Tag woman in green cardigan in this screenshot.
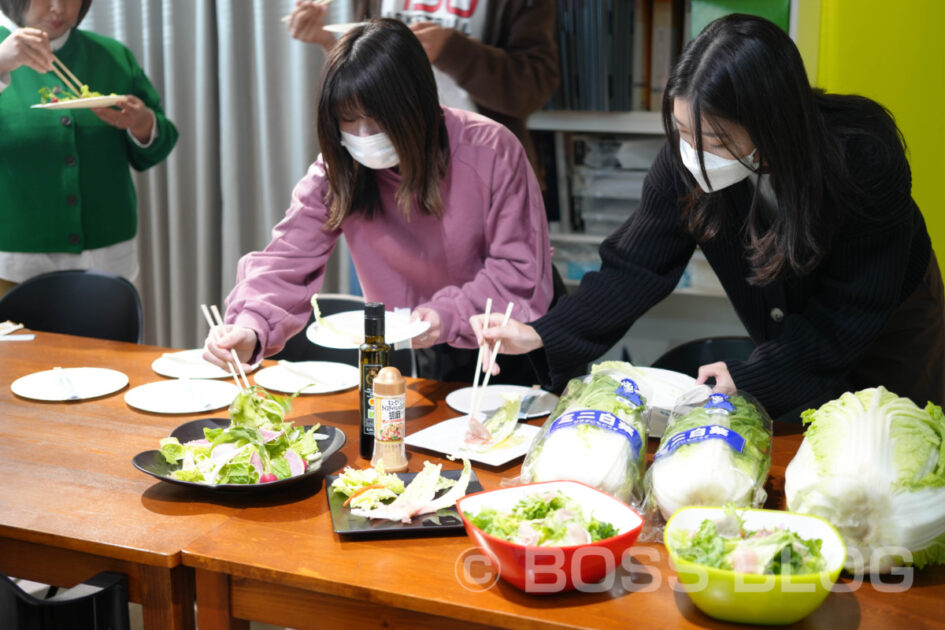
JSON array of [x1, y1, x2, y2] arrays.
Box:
[[0, 0, 177, 297]]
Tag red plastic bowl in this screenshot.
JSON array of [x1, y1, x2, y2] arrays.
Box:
[[456, 480, 644, 594]]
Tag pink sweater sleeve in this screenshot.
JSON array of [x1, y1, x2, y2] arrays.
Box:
[[224, 160, 341, 358]]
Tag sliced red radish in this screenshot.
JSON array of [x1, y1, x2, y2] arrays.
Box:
[[210, 442, 238, 464], [249, 450, 264, 476], [284, 450, 305, 477], [259, 473, 278, 483], [259, 429, 283, 442]]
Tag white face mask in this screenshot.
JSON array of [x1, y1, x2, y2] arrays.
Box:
[[340, 130, 399, 170], [679, 138, 757, 192]]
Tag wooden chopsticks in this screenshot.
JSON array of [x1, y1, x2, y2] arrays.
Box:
[[200, 304, 251, 393], [468, 298, 493, 422], [50, 55, 83, 98], [281, 0, 334, 23], [468, 301, 515, 421]]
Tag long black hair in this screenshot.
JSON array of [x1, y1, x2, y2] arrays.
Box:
[[317, 18, 450, 229], [662, 13, 904, 285], [0, 0, 92, 27]]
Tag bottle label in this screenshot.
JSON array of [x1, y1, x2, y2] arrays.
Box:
[[361, 364, 382, 435], [375, 395, 406, 443]]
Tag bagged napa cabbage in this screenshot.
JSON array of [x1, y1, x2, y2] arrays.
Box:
[[785, 387, 945, 573], [644, 391, 772, 521], [520, 361, 649, 504]]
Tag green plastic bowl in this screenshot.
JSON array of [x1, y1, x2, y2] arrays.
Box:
[[664, 507, 846, 625]]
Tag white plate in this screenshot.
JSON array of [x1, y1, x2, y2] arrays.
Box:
[[253, 361, 359, 394], [124, 379, 240, 414], [634, 366, 706, 438], [445, 385, 558, 419], [151, 349, 232, 379], [323, 21, 367, 33], [305, 310, 430, 350], [404, 416, 540, 467], [11, 367, 128, 401], [31, 95, 124, 110]]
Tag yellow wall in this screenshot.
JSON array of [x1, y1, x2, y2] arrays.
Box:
[[815, 0, 945, 274]]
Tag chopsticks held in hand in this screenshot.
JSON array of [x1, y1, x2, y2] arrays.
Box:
[[468, 298, 493, 421], [200, 304, 250, 393], [469, 301, 515, 421], [281, 0, 334, 23], [50, 55, 83, 98]]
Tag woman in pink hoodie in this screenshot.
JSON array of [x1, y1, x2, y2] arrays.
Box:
[[204, 18, 553, 384]]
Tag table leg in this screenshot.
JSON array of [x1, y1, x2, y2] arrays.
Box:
[[195, 568, 250, 630], [138, 564, 196, 630]]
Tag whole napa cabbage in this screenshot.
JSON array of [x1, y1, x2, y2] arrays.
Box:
[[645, 391, 772, 521], [785, 387, 945, 573], [520, 362, 649, 505]]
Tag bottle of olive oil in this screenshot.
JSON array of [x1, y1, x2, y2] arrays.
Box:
[[359, 302, 390, 459]]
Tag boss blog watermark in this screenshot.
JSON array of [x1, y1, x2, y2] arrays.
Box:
[[453, 545, 916, 594]]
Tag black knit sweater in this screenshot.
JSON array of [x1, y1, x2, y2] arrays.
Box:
[[533, 108, 933, 417]]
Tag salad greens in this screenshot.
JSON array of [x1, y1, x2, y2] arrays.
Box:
[[521, 361, 649, 504], [463, 394, 522, 452], [346, 459, 473, 523], [466, 490, 619, 546], [39, 85, 109, 103], [785, 387, 945, 573], [158, 386, 321, 485], [646, 392, 771, 520], [670, 512, 826, 575], [330, 463, 408, 509]]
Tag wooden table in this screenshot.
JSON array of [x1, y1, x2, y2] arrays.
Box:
[[180, 380, 945, 628], [0, 332, 245, 630], [3, 332, 943, 629]]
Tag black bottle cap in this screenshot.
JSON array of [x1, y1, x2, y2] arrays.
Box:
[[364, 302, 385, 337]]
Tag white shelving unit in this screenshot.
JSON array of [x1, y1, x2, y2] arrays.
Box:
[[528, 110, 727, 298], [530, 111, 663, 246], [528, 110, 745, 364]]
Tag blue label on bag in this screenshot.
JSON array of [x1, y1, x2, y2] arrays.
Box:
[[616, 378, 643, 407], [547, 409, 643, 459], [705, 392, 736, 414], [654, 424, 746, 459]]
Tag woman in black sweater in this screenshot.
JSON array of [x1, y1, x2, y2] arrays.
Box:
[[472, 14, 944, 418]]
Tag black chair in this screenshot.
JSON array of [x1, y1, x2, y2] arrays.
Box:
[[271, 293, 414, 376], [0, 270, 142, 343], [0, 571, 130, 630], [651, 336, 755, 378]]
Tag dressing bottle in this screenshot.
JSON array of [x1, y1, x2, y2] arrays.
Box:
[[359, 302, 390, 459], [370, 366, 408, 472]]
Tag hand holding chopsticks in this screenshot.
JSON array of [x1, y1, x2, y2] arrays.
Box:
[[199, 304, 251, 393], [281, 0, 334, 24], [468, 301, 515, 421]]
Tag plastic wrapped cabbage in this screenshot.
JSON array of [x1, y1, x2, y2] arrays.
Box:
[[644, 391, 772, 521], [785, 387, 945, 573], [520, 361, 649, 505]]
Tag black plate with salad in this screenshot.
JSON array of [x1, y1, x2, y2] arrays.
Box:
[[326, 466, 483, 536], [132, 386, 345, 493]]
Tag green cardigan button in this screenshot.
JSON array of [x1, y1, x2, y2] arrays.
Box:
[[65, 156, 76, 167], [66, 195, 78, 205], [68, 234, 80, 245], [60, 116, 71, 127]]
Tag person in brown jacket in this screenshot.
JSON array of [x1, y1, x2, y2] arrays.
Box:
[[285, 0, 559, 172]]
